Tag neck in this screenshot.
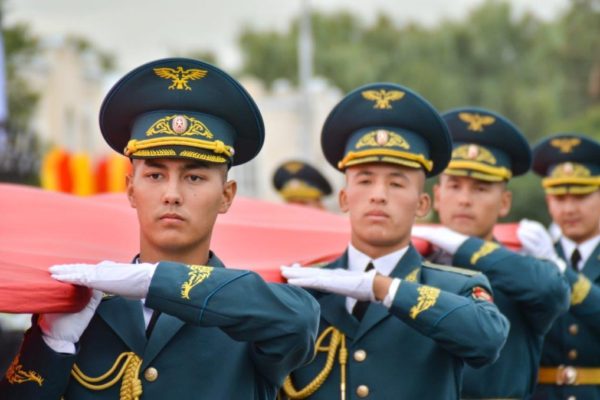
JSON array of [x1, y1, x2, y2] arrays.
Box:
[[139, 241, 211, 266], [351, 237, 410, 260]]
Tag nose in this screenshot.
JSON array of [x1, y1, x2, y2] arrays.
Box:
[[369, 182, 387, 205], [162, 179, 182, 206], [457, 187, 472, 207]]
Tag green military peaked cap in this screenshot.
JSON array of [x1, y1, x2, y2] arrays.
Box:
[[321, 82, 452, 176], [532, 133, 600, 195], [441, 107, 531, 182], [99, 58, 264, 166], [272, 160, 332, 201]]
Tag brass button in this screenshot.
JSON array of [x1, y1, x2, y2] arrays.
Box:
[[568, 349, 578, 360], [569, 324, 579, 335], [144, 367, 158, 382], [356, 385, 369, 398], [353, 349, 367, 362]]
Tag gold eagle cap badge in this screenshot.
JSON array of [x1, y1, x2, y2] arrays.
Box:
[[284, 162, 305, 174], [361, 89, 405, 109], [458, 112, 495, 132], [551, 138, 581, 153], [153, 66, 208, 90]]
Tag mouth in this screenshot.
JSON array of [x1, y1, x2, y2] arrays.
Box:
[[159, 213, 185, 222], [452, 214, 474, 221], [365, 210, 389, 220]]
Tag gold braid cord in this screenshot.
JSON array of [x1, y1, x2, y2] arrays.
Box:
[[71, 352, 143, 400], [282, 326, 347, 400]]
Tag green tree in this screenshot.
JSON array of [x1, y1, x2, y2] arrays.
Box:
[[0, 10, 42, 184]]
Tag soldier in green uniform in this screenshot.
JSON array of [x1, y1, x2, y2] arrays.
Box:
[[272, 160, 332, 209], [280, 84, 510, 399], [0, 58, 319, 400], [527, 134, 600, 399], [413, 107, 569, 399], [412, 107, 571, 399]]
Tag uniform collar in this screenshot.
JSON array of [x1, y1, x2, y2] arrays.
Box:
[[347, 243, 409, 276], [560, 234, 600, 270]]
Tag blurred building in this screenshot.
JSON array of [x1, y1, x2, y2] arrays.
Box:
[[24, 37, 109, 157], [234, 77, 343, 204]]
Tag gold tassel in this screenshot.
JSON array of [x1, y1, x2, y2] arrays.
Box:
[[281, 327, 347, 399]]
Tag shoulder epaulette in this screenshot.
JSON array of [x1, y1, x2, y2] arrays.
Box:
[[422, 260, 480, 276]]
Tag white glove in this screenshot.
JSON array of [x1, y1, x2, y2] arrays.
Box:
[[517, 219, 566, 273], [411, 225, 469, 254], [50, 261, 157, 299], [281, 265, 377, 301], [39, 289, 103, 354]]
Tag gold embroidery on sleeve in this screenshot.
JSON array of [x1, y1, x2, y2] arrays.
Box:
[[404, 268, 419, 282], [5, 355, 44, 386], [571, 274, 592, 305], [409, 286, 441, 319], [470, 242, 500, 265], [181, 265, 213, 299]]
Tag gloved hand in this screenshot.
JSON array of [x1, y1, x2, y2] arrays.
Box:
[[411, 225, 469, 254], [50, 261, 157, 299], [281, 265, 377, 301], [39, 289, 103, 354], [517, 219, 566, 273]]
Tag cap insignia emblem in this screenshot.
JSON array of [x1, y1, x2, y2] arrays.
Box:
[[361, 89, 405, 109], [458, 112, 495, 132], [153, 66, 208, 91], [146, 115, 214, 139], [356, 130, 410, 149], [551, 138, 581, 153]]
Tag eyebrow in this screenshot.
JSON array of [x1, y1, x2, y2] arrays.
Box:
[[143, 160, 210, 171]]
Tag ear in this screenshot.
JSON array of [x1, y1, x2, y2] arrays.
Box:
[[219, 180, 237, 214], [126, 174, 136, 209], [432, 183, 441, 213], [339, 187, 349, 213], [498, 188, 512, 218], [416, 192, 431, 218]]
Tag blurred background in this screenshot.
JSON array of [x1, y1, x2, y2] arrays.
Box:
[[0, 0, 599, 222]]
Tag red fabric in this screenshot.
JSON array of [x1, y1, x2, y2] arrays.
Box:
[[0, 183, 519, 313]]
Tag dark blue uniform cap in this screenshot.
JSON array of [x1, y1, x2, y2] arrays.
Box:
[[273, 160, 332, 201], [99, 58, 264, 166], [532, 133, 600, 195], [442, 107, 531, 181], [321, 83, 452, 177]]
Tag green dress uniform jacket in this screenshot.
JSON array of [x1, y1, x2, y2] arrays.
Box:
[[532, 242, 600, 400], [286, 245, 509, 400], [0, 253, 320, 399], [436, 237, 571, 399]]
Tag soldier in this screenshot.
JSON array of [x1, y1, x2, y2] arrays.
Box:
[[280, 84, 509, 399], [272, 160, 332, 209], [528, 133, 600, 399], [412, 107, 571, 399], [0, 58, 319, 399]]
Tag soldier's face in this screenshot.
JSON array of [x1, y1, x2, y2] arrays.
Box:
[[434, 175, 511, 240], [126, 158, 235, 257], [340, 163, 430, 257], [546, 191, 600, 244]]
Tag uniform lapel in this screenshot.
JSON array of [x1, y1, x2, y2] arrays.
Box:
[[582, 243, 600, 283], [354, 246, 423, 342], [141, 252, 224, 368], [319, 254, 359, 339], [96, 297, 146, 355]]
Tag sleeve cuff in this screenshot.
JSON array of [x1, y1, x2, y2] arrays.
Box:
[[383, 278, 402, 308]]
